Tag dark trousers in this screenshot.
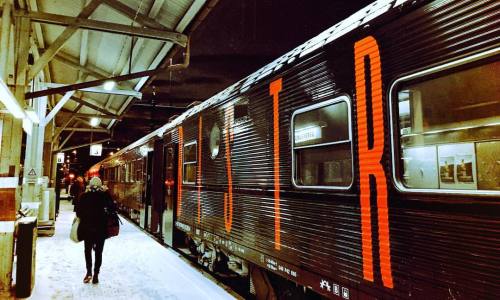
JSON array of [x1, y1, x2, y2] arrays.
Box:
[[84, 238, 105, 274]]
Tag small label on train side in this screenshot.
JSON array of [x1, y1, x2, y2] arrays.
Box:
[[175, 221, 191, 232]]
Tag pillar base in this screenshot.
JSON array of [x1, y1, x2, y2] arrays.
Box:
[[0, 221, 14, 295]]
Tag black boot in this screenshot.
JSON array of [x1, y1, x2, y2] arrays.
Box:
[[92, 272, 99, 284], [83, 272, 92, 283]]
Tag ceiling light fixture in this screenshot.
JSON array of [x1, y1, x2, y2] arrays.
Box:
[[0, 78, 25, 119], [103, 80, 116, 91], [90, 117, 100, 127]]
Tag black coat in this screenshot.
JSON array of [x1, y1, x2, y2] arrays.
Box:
[[76, 190, 114, 241]]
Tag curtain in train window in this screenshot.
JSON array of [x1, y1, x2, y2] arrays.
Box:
[[292, 99, 352, 188], [183, 141, 197, 184], [396, 59, 500, 191]]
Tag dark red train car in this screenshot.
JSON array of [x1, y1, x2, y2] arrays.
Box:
[[90, 0, 500, 298]]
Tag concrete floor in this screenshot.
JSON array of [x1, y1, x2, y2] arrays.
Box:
[[22, 201, 236, 300]]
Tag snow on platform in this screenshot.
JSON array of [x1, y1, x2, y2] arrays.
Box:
[[27, 201, 236, 300]]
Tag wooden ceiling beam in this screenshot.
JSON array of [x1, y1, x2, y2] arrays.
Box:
[[69, 95, 118, 117], [43, 82, 142, 98], [59, 111, 120, 120], [102, 0, 168, 30], [53, 103, 83, 139], [26, 65, 171, 99], [16, 10, 187, 46], [28, 0, 103, 81], [56, 137, 111, 153], [55, 51, 110, 80], [59, 127, 109, 133]]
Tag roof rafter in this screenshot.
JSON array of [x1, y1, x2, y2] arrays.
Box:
[[28, 0, 103, 81], [16, 10, 187, 46], [102, 0, 168, 29], [56, 138, 111, 153], [53, 51, 134, 89], [53, 103, 83, 139], [43, 82, 142, 98], [59, 112, 120, 120], [69, 95, 118, 117], [26, 63, 176, 99], [59, 127, 109, 133]]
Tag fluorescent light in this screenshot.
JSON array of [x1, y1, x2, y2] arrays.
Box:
[[103, 80, 116, 91], [0, 78, 25, 119], [90, 117, 100, 127], [25, 108, 40, 124]]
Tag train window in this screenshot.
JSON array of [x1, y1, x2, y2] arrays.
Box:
[[183, 141, 197, 184], [393, 57, 500, 192], [135, 160, 142, 182], [129, 162, 134, 182], [109, 167, 115, 182], [125, 163, 130, 183], [292, 96, 353, 189], [234, 97, 250, 122], [209, 124, 221, 159]]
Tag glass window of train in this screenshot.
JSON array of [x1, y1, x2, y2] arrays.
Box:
[[394, 58, 500, 192], [125, 163, 130, 183], [130, 162, 134, 182], [209, 123, 221, 159], [292, 97, 353, 189], [183, 141, 197, 184], [136, 160, 142, 182], [234, 97, 250, 122]]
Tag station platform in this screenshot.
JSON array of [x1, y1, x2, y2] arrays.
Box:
[[24, 201, 237, 299]]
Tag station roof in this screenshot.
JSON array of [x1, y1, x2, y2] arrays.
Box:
[[16, 0, 215, 152]]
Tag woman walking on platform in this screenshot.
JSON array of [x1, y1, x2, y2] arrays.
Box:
[[76, 177, 114, 284]]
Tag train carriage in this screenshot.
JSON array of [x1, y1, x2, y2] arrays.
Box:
[[89, 0, 500, 298]]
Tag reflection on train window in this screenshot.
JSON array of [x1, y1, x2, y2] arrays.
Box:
[[396, 59, 500, 191], [183, 141, 197, 184], [292, 98, 352, 188]]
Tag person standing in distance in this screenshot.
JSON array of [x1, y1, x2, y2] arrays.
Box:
[[71, 176, 85, 212], [76, 177, 115, 284]]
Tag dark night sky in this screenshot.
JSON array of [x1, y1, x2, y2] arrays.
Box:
[[71, 0, 374, 173]]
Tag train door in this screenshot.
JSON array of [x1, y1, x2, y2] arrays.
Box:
[[143, 151, 154, 230], [150, 139, 165, 237], [162, 142, 177, 247]]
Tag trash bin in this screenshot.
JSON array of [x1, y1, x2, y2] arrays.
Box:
[[16, 216, 37, 298]]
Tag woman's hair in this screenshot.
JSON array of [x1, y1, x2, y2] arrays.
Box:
[[87, 177, 105, 192]]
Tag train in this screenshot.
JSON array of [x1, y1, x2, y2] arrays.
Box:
[[89, 0, 500, 298]]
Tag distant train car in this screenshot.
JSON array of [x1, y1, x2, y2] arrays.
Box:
[[89, 0, 500, 298]]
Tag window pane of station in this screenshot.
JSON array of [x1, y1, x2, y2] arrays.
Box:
[[294, 101, 349, 147], [397, 59, 500, 191]]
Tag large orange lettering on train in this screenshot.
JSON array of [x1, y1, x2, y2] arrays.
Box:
[[270, 78, 282, 250], [354, 36, 393, 288]]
